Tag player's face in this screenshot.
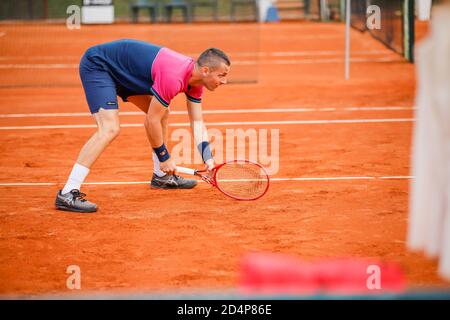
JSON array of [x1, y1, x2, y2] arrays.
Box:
[[203, 62, 230, 91]]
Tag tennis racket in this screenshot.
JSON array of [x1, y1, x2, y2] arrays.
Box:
[[177, 160, 270, 201]]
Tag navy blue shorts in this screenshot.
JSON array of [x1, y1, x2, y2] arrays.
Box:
[[79, 53, 148, 114]]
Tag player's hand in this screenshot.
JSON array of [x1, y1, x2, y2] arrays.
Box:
[[160, 158, 177, 175], [204, 159, 216, 176]]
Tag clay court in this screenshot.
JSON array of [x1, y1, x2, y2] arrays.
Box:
[[0, 18, 448, 296]]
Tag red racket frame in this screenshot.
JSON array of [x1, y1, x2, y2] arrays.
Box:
[[195, 159, 270, 201]]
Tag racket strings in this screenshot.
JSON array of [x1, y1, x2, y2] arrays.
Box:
[[215, 162, 269, 200]]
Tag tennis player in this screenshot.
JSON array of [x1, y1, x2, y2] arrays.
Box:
[[55, 39, 230, 213]]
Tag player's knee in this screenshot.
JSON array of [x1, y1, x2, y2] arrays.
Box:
[[99, 123, 120, 141], [109, 125, 121, 139], [107, 124, 121, 139]]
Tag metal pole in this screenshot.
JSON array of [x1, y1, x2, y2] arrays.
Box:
[[43, 0, 48, 20], [345, 0, 351, 80], [28, 0, 33, 19]]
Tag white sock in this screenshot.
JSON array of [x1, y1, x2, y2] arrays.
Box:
[[62, 163, 90, 194], [152, 152, 166, 177]]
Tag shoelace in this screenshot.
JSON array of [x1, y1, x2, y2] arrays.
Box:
[[71, 190, 87, 202]]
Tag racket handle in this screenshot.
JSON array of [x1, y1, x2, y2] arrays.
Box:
[[176, 166, 196, 175]]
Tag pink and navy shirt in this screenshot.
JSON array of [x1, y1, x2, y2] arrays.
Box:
[[85, 39, 203, 107]]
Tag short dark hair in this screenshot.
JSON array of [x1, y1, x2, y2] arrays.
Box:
[[197, 48, 231, 69]]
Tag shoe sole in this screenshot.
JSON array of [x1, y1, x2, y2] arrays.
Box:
[[55, 203, 97, 213]]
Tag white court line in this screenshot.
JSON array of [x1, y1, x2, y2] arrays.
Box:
[[267, 35, 345, 39], [0, 64, 79, 69], [0, 106, 415, 118], [231, 57, 404, 65], [0, 112, 101, 118], [0, 57, 402, 69], [0, 56, 80, 60], [267, 50, 390, 57], [213, 50, 392, 58], [172, 118, 415, 126], [0, 182, 56, 186], [0, 118, 415, 130], [379, 176, 414, 179], [0, 176, 413, 187], [0, 50, 392, 61]]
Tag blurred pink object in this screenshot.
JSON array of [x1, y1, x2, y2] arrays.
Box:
[[239, 252, 407, 295]]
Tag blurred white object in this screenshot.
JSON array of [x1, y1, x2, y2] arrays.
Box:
[[320, 0, 330, 20], [259, 0, 275, 22], [408, 5, 450, 281], [416, 0, 432, 20], [82, 5, 114, 24]]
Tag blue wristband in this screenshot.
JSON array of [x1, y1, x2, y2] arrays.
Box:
[[198, 141, 213, 163], [153, 143, 170, 162]]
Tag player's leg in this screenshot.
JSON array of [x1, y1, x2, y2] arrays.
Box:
[[75, 108, 120, 168], [56, 59, 120, 213], [127, 95, 164, 176], [56, 108, 120, 213], [150, 105, 197, 189], [127, 94, 197, 189]]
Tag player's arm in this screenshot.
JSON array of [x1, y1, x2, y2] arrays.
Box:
[[145, 98, 176, 174], [186, 99, 215, 170]]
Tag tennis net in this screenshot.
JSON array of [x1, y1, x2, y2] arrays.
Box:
[[0, 0, 260, 88], [350, 0, 415, 62]]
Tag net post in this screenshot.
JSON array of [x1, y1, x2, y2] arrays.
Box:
[[404, 0, 415, 62], [345, 0, 351, 80]]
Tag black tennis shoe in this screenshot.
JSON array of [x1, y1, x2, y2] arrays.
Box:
[[150, 173, 197, 189], [55, 189, 97, 213]]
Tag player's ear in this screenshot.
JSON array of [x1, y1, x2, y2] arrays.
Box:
[[201, 66, 209, 76]]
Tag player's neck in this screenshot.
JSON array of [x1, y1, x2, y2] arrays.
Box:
[[188, 64, 203, 87]]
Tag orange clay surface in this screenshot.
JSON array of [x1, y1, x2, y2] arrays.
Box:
[[1, 21, 448, 296]]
